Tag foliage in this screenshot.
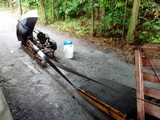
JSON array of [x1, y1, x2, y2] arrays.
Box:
[[54, 18, 90, 37], [0, 0, 8, 7], [138, 19, 160, 43], [99, 0, 106, 7], [96, 0, 131, 38], [23, 0, 39, 8], [137, 0, 160, 43], [54, 0, 90, 19], [3, 0, 160, 44]]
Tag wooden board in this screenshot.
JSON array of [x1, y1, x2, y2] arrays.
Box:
[[79, 79, 137, 119]]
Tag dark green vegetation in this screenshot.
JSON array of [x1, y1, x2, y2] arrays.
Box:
[[1, 0, 160, 44]]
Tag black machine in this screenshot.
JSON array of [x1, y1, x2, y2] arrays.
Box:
[[30, 31, 57, 60]]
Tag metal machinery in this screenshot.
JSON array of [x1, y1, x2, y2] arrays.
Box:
[[21, 31, 57, 67]]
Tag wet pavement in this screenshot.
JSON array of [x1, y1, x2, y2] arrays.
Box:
[[0, 11, 136, 120]]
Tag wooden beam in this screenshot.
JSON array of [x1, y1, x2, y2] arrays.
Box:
[[21, 41, 47, 68], [77, 88, 127, 120], [144, 88, 160, 99], [135, 46, 160, 119], [145, 102, 160, 119], [142, 47, 160, 53], [141, 43, 160, 47], [135, 48, 145, 120], [142, 58, 160, 68], [141, 43, 160, 52], [21, 44, 35, 60], [143, 72, 160, 83]]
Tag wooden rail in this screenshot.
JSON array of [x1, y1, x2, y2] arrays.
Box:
[[135, 45, 160, 120]]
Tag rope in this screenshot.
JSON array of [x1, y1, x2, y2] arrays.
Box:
[[137, 97, 160, 107]]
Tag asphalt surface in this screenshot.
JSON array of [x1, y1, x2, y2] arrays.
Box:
[[0, 10, 136, 120]]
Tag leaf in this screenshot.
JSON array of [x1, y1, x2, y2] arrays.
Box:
[[105, 14, 112, 28], [115, 2, 124, 8]]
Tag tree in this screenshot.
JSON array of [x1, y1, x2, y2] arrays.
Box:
[[0, 0, 7, 7], [126, 0, 141, 44], [14, 0, 158, 43], [40, 0, 47, 24], [92, 0, 95, 37], [100, 0, 107, 17], [18, 0, 22, 15]]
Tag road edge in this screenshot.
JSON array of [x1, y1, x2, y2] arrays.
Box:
[[0, 87, 13, 120]]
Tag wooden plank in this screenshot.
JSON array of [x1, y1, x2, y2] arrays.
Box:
[[35, 57, 47, 68], [141, 44, 160, 49], [142, 58, 160, 68], [144, 87, 160, 99], [21, 42, 47, 68], [135, 49, 145, 120], [77, 88, 127, 120], [145, 102, 160, 119], [142, 47, 160, 53], [143, 72, 160, 83], [79, 79, 136, 119], [22, 45, 35, 60]]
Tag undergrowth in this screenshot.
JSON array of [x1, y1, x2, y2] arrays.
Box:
[[54, 18, 91, 37]]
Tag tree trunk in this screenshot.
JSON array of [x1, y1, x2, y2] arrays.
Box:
[[122, 0, 128, 39], [52, 0, 54, 21], [126, 0, 141, 44], [18, 0, 22, 15], [52, 0, 55, 22], [92, 0, 95, 37], [7, 0, 10, 7], [41, 0, 47, 24], [96, 5, 100, 20], [103, 6, 106, 17]]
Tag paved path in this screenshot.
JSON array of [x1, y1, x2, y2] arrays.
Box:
[[36, 25, 136, 89], [0, 10, 136, 120]]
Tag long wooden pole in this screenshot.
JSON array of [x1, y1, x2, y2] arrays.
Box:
[[135, 48, 144, 120], [77, 88, 127, 120]]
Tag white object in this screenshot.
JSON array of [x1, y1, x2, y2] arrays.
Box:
[[10, 50, 14, 53], [64, 45, 74, 58]]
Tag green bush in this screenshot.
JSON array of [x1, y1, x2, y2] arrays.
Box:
[[54, 0, 90, 19]]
